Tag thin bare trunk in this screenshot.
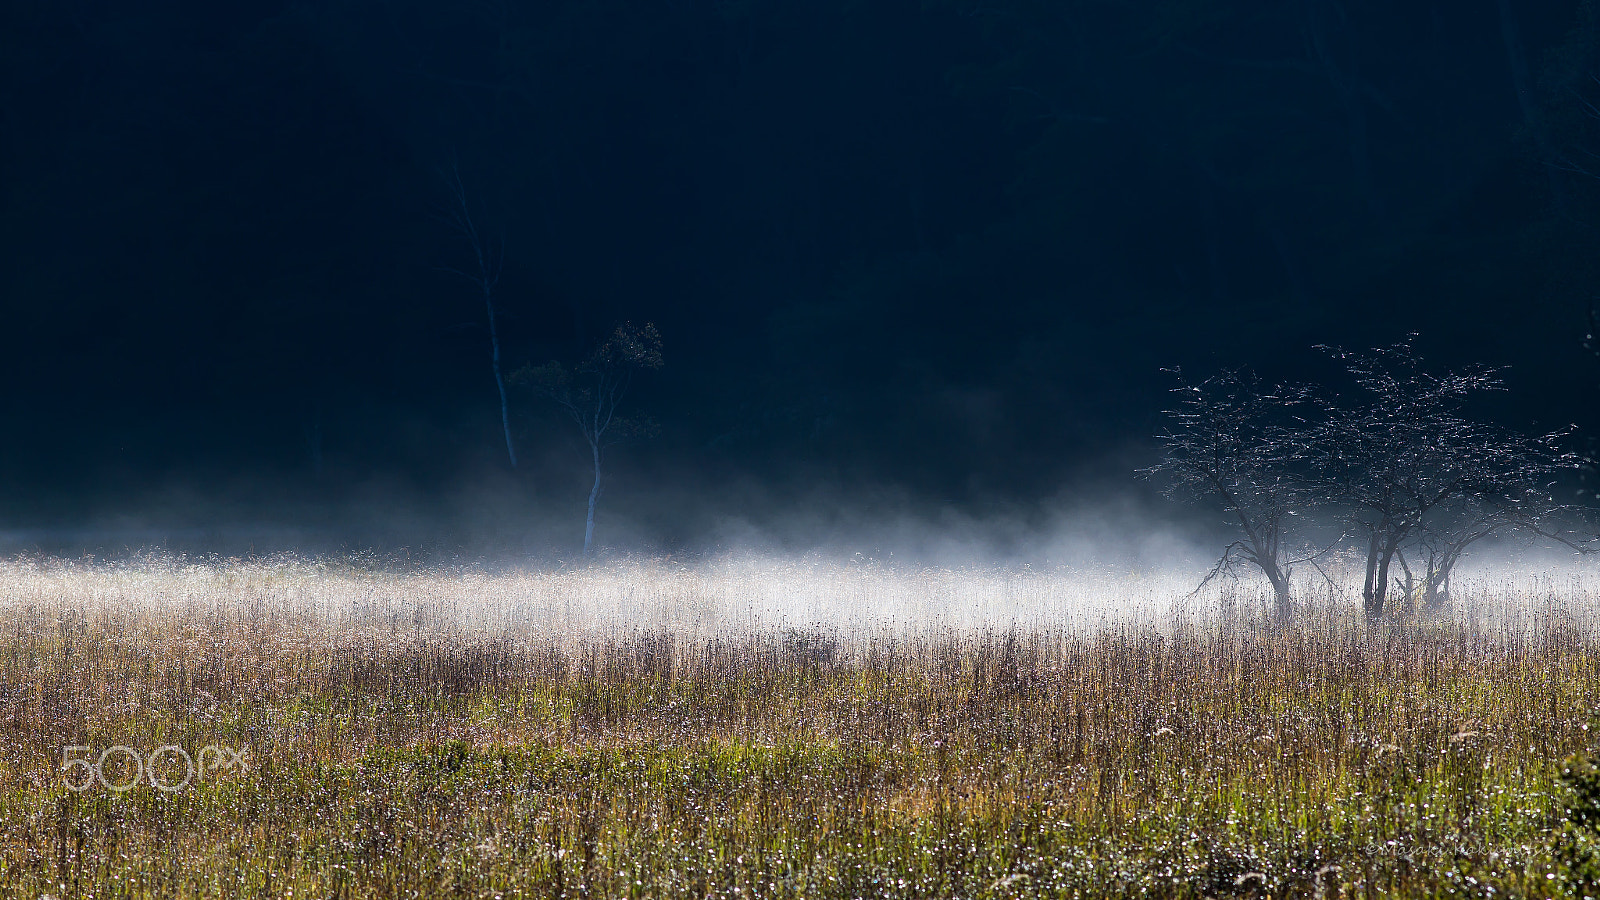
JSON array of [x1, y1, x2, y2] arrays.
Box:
[[444, 167, 518, 469], [583, 442, 601, 555], [1424, 542, 1468, 609], [485, 290, 516, 468]]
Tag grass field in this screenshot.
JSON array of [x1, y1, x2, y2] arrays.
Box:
[[0, 555, 1596, 898]]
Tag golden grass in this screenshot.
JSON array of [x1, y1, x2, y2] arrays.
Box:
[[0, 555, 1593, 898]]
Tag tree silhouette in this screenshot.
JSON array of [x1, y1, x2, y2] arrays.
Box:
[[512, 322, 663, 555], [1156, 340, 1586, 618], [439, 166, 518, 469], [1147, 369, 1316, 617], [1310, 340, 1582, 617]]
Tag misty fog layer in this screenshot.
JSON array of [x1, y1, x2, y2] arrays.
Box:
[[6, 554, 1596, 643]]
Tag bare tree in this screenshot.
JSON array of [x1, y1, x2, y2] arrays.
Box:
[[439, 165, 517, 469], [511, 323, 664, 555], [1310, 339, 1580, 618], [1397, 490, 1583, 609], [1147, 369, 1318, 617], [1157, 341, 1587, 619]]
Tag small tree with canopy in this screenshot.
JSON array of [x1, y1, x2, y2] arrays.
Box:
[[1310, 339, 1582, 617], [511, 322, 664, 555], [1147, 369, 1318, 617], [1154, 339, 1586, 619]]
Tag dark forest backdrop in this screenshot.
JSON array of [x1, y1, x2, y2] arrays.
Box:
[[3, 0, 1600, 552]]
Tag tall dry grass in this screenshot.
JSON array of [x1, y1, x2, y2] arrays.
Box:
[[0, 554, 1593, 898]]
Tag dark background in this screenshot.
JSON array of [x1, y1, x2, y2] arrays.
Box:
[[3, 0, 1600, 557]]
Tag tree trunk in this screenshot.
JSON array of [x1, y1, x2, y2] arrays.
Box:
[[1423, 549, 1459, 610], [1422, 575, 1446, 609], [1361, 532, 1382, 617], [1266, 568, 1292, 620], [1362, 533, 1396, 620], [1395, 548, 1415, 602], [1369, 543, 1397, 619], [1241, 515, 1291, 619], [583, 443, 601, 555], [485, 292, 517, 469]]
